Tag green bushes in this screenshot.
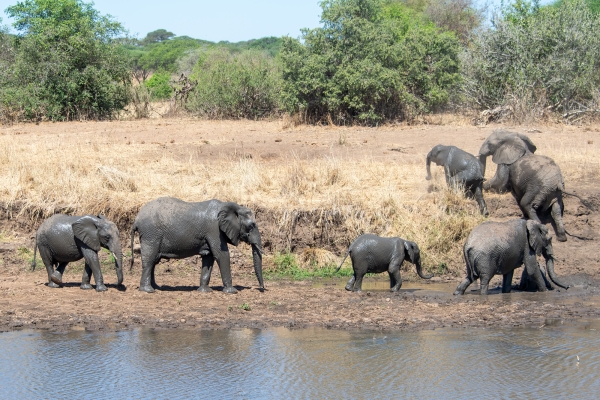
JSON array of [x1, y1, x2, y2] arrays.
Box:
[[461, 0, 600, 121], [279, 0, 461, 125], [185, 49, 281, 119], [0, 0, 131, 122], [144, 72, 172, 100]]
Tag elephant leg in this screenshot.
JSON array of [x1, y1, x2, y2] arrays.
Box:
[[479, 275, 492, 295], [519, 268, 529, 291], [39, 247, 60, 287], [151, 264, 159, 289], [81, 262, 93, 290], [550, 200, 567, 242], [388, 260, 403, 291], [519, 192, 541, 223], [345, 274, 356, 291], [82, 248, 107, 292], [198, 255, 215, 293], [525, 251, 547, 292], [213, 247, 238, 294], [502, 270, 514, 293], [50, 262, 68, 285], [352, 270, 367, 292], [139, 242, 160, 293], [453, 277, 473, 295], [473, 184, 489, 217]]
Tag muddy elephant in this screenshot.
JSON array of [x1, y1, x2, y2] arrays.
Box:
[[130, 197, 264, 294], [336, 234, 433, 292], [32, 214, 124, 291], [426, 144, 488, 216], [453, 219, 569, 296], [479, 130, 587, 242]]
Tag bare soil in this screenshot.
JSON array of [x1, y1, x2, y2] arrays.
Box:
[[1, 118, 600, 332]]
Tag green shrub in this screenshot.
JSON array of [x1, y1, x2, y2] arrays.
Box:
[[144, 72, 172, 100], [279, 0, 461, 125], [461, 0, 600, 121], [186, 48, 281, 119], [0, 0, 131, 122]]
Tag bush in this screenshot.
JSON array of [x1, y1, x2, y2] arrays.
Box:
[[144, 72, 172, 100], [0, 0, 131, 122], [280, 0, 461, 125], [186, 48, 281, 119], [461, 0, 600, 122]]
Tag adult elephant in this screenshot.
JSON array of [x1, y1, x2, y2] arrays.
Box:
[[130, 197, 264, 294], [479, 130, 586, 242], [32, 214, 124, 291], [453, 219, 569, 295], [426, 144, 488, 216]]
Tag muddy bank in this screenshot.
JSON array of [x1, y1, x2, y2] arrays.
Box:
[[1, 271, 600, 333]]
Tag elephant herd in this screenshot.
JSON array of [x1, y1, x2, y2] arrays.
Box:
[[31, 130, 583, 296]]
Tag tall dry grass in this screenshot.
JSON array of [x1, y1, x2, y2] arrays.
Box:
[[0, 124, 598, 276]]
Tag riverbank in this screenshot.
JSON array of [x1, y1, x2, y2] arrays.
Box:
[[1, 271, 600, 332]]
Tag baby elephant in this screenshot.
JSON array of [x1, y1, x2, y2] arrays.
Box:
[[336, 234, 433, 292], [32, 214, 124, 291], [454, 219, 569, 296], [426, 144, 488, 216]]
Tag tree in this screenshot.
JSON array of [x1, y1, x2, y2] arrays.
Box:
[[142, 29, 175, 45], [1, 0, 130, 121], [280, 0, 460, 124]]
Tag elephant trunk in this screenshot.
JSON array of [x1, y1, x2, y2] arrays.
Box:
[[249, 230, 264, 290], [415, 257, 433, 280], [426, 152, 433, 180], [110, 239, 124, 286], [544, 253, 569, 290], [479, 154, 488, 176]]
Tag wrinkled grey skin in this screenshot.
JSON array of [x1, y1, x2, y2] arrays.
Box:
[[336, 234, 433, 292], [32, 214, 124, 292], [479, 130, 569, 242], [426, 144, 489, 216], [454, 219, 569, 296], [130, 197, 264, 294]]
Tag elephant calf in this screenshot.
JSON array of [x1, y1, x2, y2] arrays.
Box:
[[32, 214, 124, 291], [454, 219, 569, 296], [336, 234, 433, 292], [426, 144, 488, 216]]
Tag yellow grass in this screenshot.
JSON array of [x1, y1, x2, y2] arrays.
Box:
[[0, 119, 598, 276]]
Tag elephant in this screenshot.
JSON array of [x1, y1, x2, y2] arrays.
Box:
[[479, 129, 588, 242], [335, 234, 433, 292], [453, 219, 569, 296], [130, 197, 264, 294], [426, 144, 489, 216], [32, 214, 124, 291]]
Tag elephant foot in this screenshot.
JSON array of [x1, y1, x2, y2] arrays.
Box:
[[80, 283, 93, 290], [139, 285, 155, 293], [197, 285, 213, 293], [345, 285, 353, 291], [556, 232, 567, 242], [453, 290, 464, 296], [222, 286, 238, 294], [95, 284, 108, 292], [50, 271, 63, 285], [47, 281, 61, 288]]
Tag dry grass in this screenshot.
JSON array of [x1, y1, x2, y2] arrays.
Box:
[[1, 119, 598, 276]]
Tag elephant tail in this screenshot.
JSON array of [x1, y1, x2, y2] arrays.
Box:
[[335, 252, 350, 273], [130, 223, 138, 272], [31, 234, 38, 271], [464, 246, 476, 283], [561, 189, 595, 211]]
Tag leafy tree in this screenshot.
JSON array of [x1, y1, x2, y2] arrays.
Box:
[[280, 0, 460, 124], [142, 28, 175, 45], [1, 0, 130, 121], [144, 71, 172, 99]]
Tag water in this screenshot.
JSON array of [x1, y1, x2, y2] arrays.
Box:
[[1, 323, 600, 399]]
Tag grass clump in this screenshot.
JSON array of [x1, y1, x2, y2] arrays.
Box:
[[265, 250, 353, 280]]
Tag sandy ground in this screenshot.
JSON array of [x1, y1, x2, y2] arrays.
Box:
[[1, 118, 600, 332]]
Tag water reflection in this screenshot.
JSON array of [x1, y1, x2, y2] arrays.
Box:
[[1, 323, 599, 398]]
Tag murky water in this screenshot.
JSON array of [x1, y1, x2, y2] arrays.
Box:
[[1, 323, 600, 399]]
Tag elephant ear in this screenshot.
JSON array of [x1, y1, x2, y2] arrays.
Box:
[[218, 203, 241, 246], [72, 216, 101, 251], [526, 220, 546, 256], [404, 241, 419, 264], [516, 133, 537, 154], [492, 138, 529, 165]]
